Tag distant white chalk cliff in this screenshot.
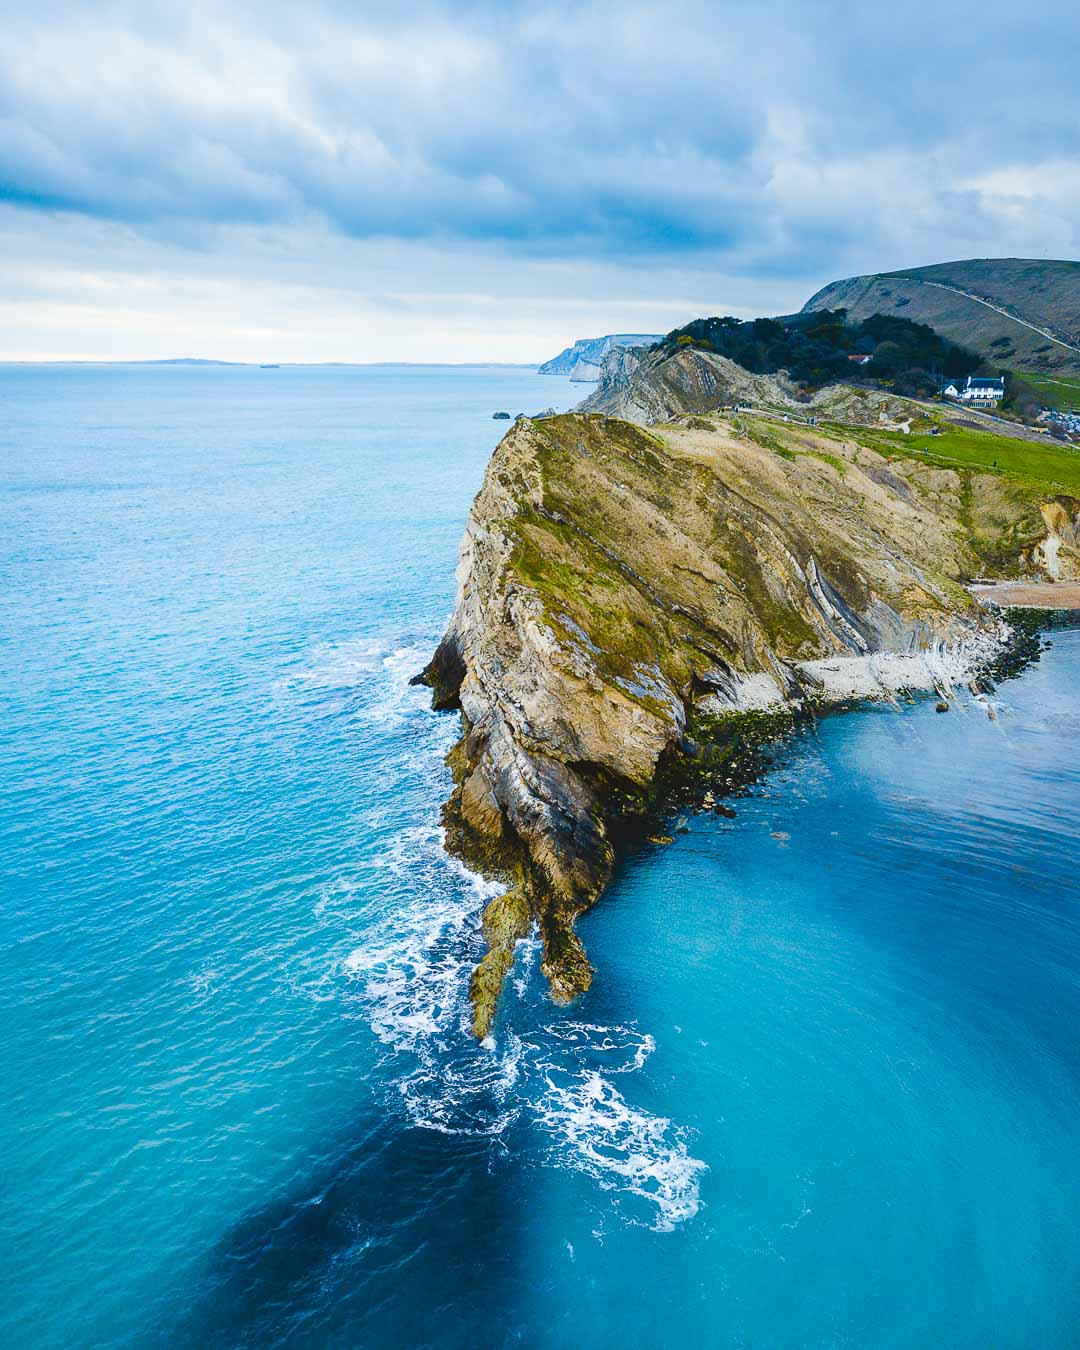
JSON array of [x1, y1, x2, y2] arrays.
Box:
[[537, 333, 663, 381]]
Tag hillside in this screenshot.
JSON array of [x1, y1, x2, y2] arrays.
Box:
[[578, 342, 978, 430], [578, 344, 804, 420], [537, 333, 663, 380], [803, 258, 1080, 375], [582, 309, 984, 415]]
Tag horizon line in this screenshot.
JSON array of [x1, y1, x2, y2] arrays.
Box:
[[0, 358, 550, 369]]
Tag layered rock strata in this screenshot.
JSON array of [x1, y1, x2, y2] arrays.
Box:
[[417, 412, 1075, 1036]]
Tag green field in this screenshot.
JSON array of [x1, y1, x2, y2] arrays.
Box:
[[845, 422, 1080, 495], [1022, 372, 1080, 410]]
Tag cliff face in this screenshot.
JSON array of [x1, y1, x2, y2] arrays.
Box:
[[537, 333, 663, 379], [418, 412, 1071, 1037], [578, 345, 800, 420], [578, 344, 923, 426]]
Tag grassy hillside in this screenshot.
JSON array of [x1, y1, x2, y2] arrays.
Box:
[[802, 258, 1080, 376], [834, 420, 1080, 496], [1022, 372, 1080, 411]]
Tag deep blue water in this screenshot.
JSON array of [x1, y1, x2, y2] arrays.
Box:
[[2, 364, 1079, 1349]]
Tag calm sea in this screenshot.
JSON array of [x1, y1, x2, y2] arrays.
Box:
[[2, 364, 1079, 1348]]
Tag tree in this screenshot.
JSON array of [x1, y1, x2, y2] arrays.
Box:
[[1003, 373, 1043, 421]]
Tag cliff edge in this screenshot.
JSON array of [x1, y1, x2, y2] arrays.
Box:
[[538, 333, 663, 380], [416, 410, 1078, 1037]]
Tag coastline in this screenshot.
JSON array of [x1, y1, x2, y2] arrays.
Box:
[[417, 408, 1073, 1036]]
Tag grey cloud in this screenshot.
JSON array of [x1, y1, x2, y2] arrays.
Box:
[[1, 0, 1079, 287]]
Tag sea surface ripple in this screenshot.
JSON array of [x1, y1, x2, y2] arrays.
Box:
[[2, 363, 1079, 1348]]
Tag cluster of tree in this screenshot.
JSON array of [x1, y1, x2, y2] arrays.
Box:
[[660, 309, 983, 396], [1001, 372, 1043, 421]]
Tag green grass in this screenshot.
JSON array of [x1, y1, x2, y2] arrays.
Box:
[[1020, 372, 1080, 411], [805, 449, 847, 476], [843, 422, 1080, 495]]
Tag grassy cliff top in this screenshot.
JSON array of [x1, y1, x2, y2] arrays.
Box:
[[503, 413, 1061, 687], [836, 421, 1080, 496]]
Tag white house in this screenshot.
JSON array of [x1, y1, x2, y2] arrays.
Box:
[[950, 375, 1006, 408]]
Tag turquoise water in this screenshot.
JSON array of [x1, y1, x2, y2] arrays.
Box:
[[3, 364, 1079, 1348]]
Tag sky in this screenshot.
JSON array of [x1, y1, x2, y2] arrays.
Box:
[[2, 0, 1079, 363]]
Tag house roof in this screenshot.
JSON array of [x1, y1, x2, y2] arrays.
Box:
[[965, 375, 1005, 390]]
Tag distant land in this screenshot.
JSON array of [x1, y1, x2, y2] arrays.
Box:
[[537, 334, 663, 381], [538, 259, 1080, 387], [803, 258, 1080, 375]]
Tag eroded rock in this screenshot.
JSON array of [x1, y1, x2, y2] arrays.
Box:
[[419, 412, 1068, 1035]]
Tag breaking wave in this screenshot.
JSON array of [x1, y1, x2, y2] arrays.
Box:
[[526, 1018, 706, 1231], [282, 631, 707, 1230]]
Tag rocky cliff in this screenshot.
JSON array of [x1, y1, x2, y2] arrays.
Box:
[[417, 410, 1077, 1038], [578, 344, 802, 419], [579, 342, 928, 427], [537, 333, 663, 380]]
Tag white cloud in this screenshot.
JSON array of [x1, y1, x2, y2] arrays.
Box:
[[1, 0, 1078, 358]]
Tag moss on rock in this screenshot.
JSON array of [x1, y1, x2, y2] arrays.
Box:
[[470, 888, 532, 1039], [420, 410, 1068, 1038]]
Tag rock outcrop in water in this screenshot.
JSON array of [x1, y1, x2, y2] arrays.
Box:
[[417, 408, 1078, 1036]]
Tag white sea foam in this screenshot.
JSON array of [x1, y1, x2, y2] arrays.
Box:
[[527, 1021, 706, 1231], [307, 630, 707, 1226], [535, 1067, 706, 1231], [347, 827, 707, 1223], [274, 636, 398, 692], [343, 822, 707, 1223], [272, 635, 439, 732]]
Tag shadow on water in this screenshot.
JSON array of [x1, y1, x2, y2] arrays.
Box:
[[169, 636, 1080, 1349], [170, 1101, 528, 1349]]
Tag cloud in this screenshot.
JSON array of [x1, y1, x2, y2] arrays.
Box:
[[4, 0, 1077, 255], [0, 204, 765, 361], [0, 0, 1078, 358]]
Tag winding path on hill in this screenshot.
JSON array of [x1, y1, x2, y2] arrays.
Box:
[[919, 280, 1080, 357]]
